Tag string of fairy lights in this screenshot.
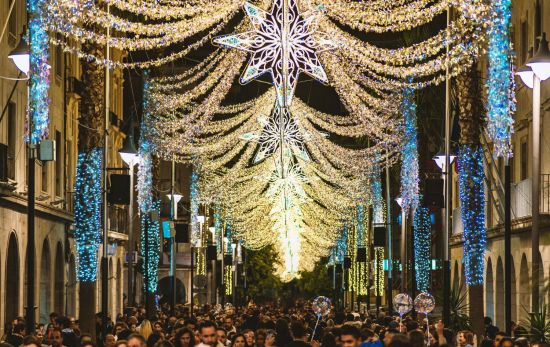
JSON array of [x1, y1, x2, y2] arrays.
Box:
[[21, 0, 514, 285]]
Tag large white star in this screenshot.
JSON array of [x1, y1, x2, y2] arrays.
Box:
[[213, 0, 338, 106]]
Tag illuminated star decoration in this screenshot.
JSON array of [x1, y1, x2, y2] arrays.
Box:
[[240, 107, 309, 163], [213, 1, 338, 106]]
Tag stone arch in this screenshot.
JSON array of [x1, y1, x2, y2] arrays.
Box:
[[54, 242, 64, 314], [5, 232, 19, 322], [40, 239, 52, 323], [495, 257, 504, 328], [67, 254, 77, 316], [519, 254, 530, 321], [485, 257, 494, 321]]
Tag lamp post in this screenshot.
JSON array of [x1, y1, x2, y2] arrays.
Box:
[[395, 197, 407, 293], [433, 149, 456, 325], [119, 129, 139, 307], [9, 34, 32, 334], [166, 192, 182, 314], [516, 33, 550, 316]]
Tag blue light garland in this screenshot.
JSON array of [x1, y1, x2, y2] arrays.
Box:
[[141, 201, 160, 293], [74, 148, 102, 282], [486, 0, 515, 158], [28, 0, 50, 144], [458, 145, 486, 285], [190, 168, 200, 247], [371, 171, 386, 224], [214, 204, 222, 253], [413, 206, 431, 292], [400, 86, 420, 214]]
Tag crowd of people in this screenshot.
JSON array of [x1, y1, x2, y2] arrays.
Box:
[[0, 304, 543, 347]]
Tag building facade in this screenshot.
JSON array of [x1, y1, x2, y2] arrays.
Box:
[[0, 0, 127, 332], [450, 0, 550, 329]]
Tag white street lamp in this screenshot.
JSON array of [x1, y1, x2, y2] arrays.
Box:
[[517, 33, 550, 313], [8, 37, 30, 75], [395, 197, 407, 292], [527, 33, 550, 81], [432, 149, 456, 171]]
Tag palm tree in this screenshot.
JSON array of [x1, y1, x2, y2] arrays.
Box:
[[456, 63, 486, 338], [75, 38, 105, 338]]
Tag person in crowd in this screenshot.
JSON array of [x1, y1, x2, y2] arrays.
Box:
[[175, 328, 195, 347], [197, 321, 223, 347], [285, 321, 310, 347], [216, 329, 229, 347], [7, 323, 25, 347], [339, 325, 362, 347], [23, 336, 41, 347], [231, 335, 246, 347], [274, 320, 292, 347], [139, 321, 153, 342], [242, 330, 254, 347], [255, 330, 266, 347], [485, 318, 499, 341], [457, 331, 474, 347], [361, 329, 382, 347], [50, 328, 64, 347], [494, 332, 507, 347], [116, 340, 128, 347], [56, 317, 78, 347], [104, 335, 116, 347], [224, 320, 236, 335], [382, 329, 399, 347], [127, 334, 147, 347]]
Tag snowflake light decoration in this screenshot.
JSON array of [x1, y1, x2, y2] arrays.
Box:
[[240, 107, 309, 162], [213, 1, 338, 106]]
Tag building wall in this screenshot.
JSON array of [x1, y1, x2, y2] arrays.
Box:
[[450, 0, 550, 330], [0, 0, 127, 333]]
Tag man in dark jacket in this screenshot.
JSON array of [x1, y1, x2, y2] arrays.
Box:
[[56, 317, 78, 347]]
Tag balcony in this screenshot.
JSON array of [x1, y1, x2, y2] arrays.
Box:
[[452, 174, 550, 236]]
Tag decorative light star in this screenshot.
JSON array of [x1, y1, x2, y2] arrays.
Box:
[[240, 107, 309, 163], [213, 1, 338, 106]]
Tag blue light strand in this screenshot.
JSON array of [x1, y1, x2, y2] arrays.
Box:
[[400, 86, 420, 214], [74, 148, 102, 282], [413, 206, 431, 292], [28, 0, 50, 144], [140, 201, 161, 293], [458, 145, 486, 285], [190, 168, 200, 247], [371, 170, 386, 224], [486, 0, 515, 158]]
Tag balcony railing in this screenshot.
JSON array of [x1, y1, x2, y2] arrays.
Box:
[[452, 174, 550, 235]]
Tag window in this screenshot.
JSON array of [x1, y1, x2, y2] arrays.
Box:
[[520, 20, 528, 64], [520, 136, 528, 180], [7, 0, 17, 46], [7, 102, 16, 180], [55, 130, 62, 196], [41, 161, 48, 192], [55, 34, 63, 77]]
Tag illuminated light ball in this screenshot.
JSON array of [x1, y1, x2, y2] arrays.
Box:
[[312, 296, 332, 317], [414, 292, 435, 314], [393, 293, 413, 316]]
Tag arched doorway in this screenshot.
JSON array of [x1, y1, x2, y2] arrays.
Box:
[[40, 239, 52, 324], [495, 257, 504, 328], [67, 254, 77, 316], [519, 254, 529, 321], [510, 257, 517, 323], [5, 233, 19, 322], [485, 257, 494, 321], [54, 242, 64, 314]]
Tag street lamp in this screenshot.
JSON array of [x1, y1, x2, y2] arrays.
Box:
[[516, 33, 550, 316], [8, 37, 30, 75], [10, 31, 34, 335], [119, 131, 139, 307], [432, 147, 456, 326], [395, 197, 407, 292]]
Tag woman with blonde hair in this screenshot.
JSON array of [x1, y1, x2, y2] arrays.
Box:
[[139, 319, 154, 341]]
